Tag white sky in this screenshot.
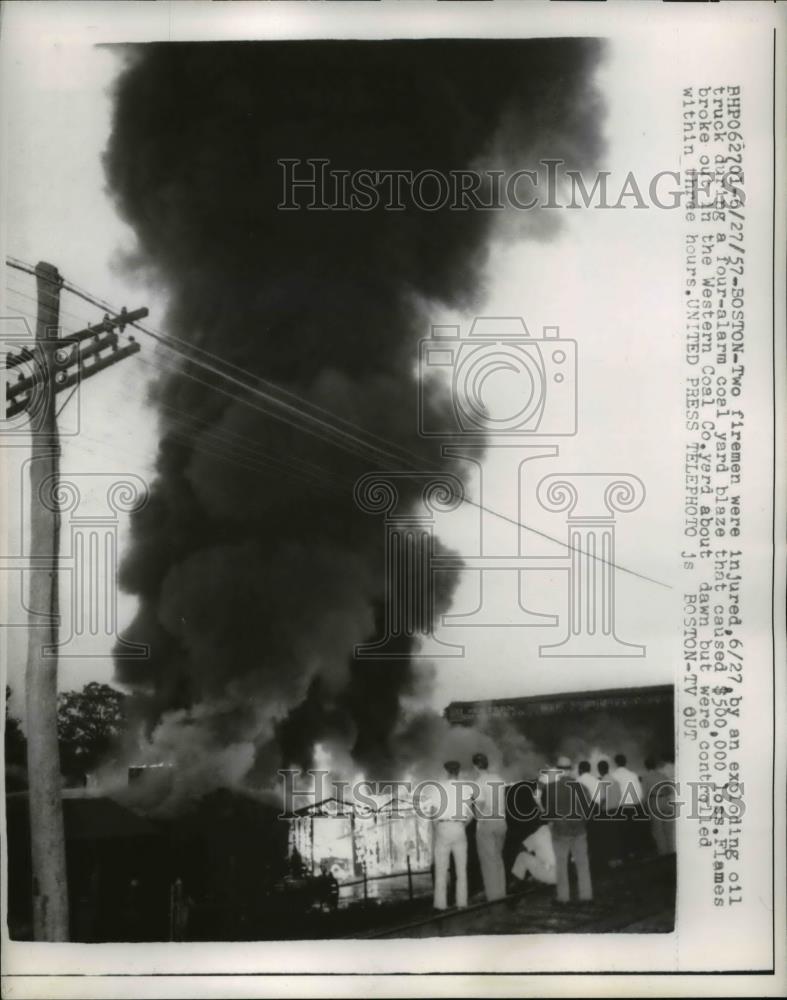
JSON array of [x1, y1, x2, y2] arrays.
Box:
[[0, 3, 771, 715], [2, 34, 162, 706]]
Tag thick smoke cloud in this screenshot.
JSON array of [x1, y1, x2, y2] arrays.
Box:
[[105, 40, 606, 794]]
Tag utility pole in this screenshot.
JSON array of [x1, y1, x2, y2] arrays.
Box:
[[25, 261, 69, 940], [13, 260, 146, 941]]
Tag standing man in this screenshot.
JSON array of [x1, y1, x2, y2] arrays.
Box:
[[537, 755, 593, 906], [472, 751, 508, 902], [612, 753, 644, 804], [612, 753, 644, 857], [597, 759, 623, 868], [641, 757, 676, 856], [577, 760, 602, 875], [577, 760, 600, 802], [430, 760, 472, 911]]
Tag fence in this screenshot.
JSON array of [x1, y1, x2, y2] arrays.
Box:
[[338, 855, 432, 906]]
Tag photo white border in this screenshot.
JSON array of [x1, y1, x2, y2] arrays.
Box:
[[1, 2, 784, 997]]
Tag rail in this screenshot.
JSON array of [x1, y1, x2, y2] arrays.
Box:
[[337, 855, 431, 903]]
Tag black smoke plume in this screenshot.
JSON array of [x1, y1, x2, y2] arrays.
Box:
[[105, 39, 606, 797]]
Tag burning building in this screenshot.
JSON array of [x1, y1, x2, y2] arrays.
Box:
[[373, 795, 432, 876], [288, 793, 432, 885]]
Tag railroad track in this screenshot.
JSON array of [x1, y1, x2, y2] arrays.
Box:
[[359, 854, 675, 939]]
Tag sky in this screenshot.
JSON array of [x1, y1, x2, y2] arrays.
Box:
[[1, 5, 764, 717], [2, 36, 162, 706]]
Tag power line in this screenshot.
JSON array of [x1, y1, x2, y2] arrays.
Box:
[[4, 324, 341, 492], [8, 256, 422, 471], [6, 281, 95, 331], [129, 352, 352, 492], [5, 255, 670, 590]]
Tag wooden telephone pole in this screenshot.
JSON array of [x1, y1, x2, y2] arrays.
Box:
[[12, 261, 146, 941], [25, 262, 69, 940]]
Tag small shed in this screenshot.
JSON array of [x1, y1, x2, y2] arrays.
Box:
[[5, 790, 168, 941], [287, 793, 432, 883]]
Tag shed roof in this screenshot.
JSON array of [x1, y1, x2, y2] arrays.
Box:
[[6, 792, 159, 841]]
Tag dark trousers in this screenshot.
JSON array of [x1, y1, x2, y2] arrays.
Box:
[[596, 814, 623, 866], [586, 818, 605, 876], [620, 804, 648, 856]]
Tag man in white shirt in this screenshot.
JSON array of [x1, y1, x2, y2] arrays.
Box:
[[429, 760, 472, 910], [641, 757, 676, 856], [472, 752, 508, 902], [577, 759, 600, 801], [612, 753, 644, 858], [612, 753, 643, 805]]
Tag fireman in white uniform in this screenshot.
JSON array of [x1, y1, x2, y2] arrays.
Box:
[[472, 752, 508, 901], [429, 760, 472, 910]]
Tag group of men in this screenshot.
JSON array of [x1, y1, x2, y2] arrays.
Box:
[[430, 753, 508, 911], [429, 751, 675, 911], [525, 753, 675, 905], [576, 753, 677, 871]]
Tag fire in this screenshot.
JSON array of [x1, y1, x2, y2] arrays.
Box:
[[313, 742, 333, 772], [287, 750, 433, 885], [288, 796, 432, 884]]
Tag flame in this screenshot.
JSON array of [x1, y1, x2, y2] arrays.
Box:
[[313, 741, 333, 772]]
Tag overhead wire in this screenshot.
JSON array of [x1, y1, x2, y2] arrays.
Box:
[[5, 255, 670, 589], [129, 351, 352, 493], [1, 293, 346, 492], [8, 256, 423, 472]]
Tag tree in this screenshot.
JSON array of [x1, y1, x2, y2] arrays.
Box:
[[57, 682, 127, 779], [5, 687, 28, 789], [5, 686, 27, 764]]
